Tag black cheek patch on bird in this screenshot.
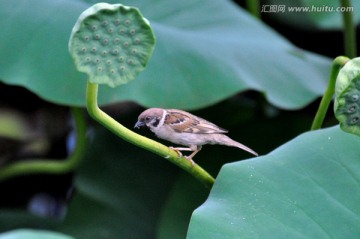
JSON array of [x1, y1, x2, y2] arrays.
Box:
[[151, 118, 160, 127]]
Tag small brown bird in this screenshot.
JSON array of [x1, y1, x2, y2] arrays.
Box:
[[134, 108, 258, 165]]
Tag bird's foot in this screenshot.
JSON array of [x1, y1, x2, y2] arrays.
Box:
[[169, 147, 195, 167], [169, 146, 183, 157], [185, 156, 195, 167]]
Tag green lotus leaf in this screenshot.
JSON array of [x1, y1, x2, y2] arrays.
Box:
[[0, 0, 330, 110], [0, 229, 73, 239], [188, 126, 360, 238]]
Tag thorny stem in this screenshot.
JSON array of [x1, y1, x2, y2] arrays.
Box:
[[86, 81, 215, 189]]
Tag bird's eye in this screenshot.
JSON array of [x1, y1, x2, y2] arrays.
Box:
[[145, 116, 151, 121]]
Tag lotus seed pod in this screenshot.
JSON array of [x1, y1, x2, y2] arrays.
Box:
[[334, 57, 360, 136], [69, 3, 155, 87]]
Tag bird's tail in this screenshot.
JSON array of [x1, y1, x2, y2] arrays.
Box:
[[218, 135, 258, 156]]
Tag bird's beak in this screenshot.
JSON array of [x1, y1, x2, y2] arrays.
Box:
[[134, 121, 145, 129]]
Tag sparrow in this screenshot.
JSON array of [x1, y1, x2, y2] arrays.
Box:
[[134, 108, 258, 165]]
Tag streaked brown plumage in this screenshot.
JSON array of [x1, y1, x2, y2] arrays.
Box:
[[135, 108, 258, 165]]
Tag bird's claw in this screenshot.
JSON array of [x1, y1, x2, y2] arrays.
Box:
[[169, 146, 183, 157], [169, 147, 195, 167], [185, 156, 195, 167]]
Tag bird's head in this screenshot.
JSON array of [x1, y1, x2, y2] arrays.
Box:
[[134, 108, 164, 130]]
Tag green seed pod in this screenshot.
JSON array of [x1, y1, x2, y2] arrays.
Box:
[[69, 3, 155, 87], [334, 57, 360, 136]]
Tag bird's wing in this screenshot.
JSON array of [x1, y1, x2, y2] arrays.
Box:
[[165, 109, 228, 134]]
